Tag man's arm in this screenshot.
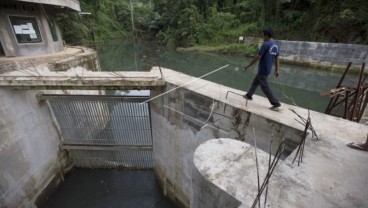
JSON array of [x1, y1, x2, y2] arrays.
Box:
[[274, 56, 280, 77], [244, 55, 260, 70]]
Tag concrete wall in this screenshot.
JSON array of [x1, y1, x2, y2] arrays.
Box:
[[244, 37, 368, 70], [192, 163, 241, 208], [48, 49, 101, 72], [0, 89, 70, 208], [0, 1, 64, 57], [275, 40, 368, 69], [150, 82, 303, 207], [0, 49, 101, 207]]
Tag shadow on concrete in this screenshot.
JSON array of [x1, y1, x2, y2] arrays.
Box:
[[43, 169, 178, 208]]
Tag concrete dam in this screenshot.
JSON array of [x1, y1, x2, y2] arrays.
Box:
[[0, 47, 368, 208], [1, 0, 367, 207]]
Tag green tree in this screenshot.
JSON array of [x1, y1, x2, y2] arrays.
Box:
[[57, 0, 368, 45]]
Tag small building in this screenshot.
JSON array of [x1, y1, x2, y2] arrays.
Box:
[[0, 0, 80, 57]]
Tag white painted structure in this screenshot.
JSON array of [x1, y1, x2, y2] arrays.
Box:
[[14, 0, 81, 11]]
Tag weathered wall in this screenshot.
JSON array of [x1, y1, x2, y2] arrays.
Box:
[[244, 37, 368, 70], [0, 47, 84, 75], [192, 163, 241, 208], [150, 82, 303, 207], [0, 49, 101, 207], [0, 1, 64, 57], [275, 40, 368, 70], [0, 89, 70, 208], [48, 49, 101, 72]]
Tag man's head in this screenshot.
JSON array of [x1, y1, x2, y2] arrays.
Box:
[[262, 28, 274, 40]]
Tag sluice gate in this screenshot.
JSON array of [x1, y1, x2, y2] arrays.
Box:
[[39, 94, 153, 169]]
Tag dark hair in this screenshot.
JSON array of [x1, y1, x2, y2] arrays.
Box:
[[263, 28, 274, 38]]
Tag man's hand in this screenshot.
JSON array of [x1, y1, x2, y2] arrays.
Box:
[[243, 65, 250, 71], [275, 71, 280, 78], [243, 55, 260, 71], [274, 56, 280, 78]]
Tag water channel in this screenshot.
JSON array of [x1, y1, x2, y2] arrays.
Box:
[[97, 40, 358, 113]]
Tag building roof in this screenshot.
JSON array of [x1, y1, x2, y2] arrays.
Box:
[[11, 0, 80, 11]]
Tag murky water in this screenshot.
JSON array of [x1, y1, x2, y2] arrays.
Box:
[[44, 169, 177, 208], [97, 40, 358, 112]]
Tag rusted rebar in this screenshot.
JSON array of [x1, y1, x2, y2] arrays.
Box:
[[289, 108, 318, 140], [325, 62, 352, 114], [251, 140, 285, 208], [252, 128, 261, 208], [263, 137, 273, 208], [351, 63, 365, 121]]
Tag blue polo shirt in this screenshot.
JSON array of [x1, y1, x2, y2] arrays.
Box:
[[258, 40, 279, 75]]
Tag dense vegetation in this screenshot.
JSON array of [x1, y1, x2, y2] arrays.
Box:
[[57, 0, 368, 47]]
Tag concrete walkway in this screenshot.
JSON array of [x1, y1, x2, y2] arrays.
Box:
[[154, 67, 368, 208], [0, 68, 165, 90], [0, 66, 165, 90]]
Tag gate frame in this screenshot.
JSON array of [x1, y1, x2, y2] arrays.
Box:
[[39, 93, 154, 169]]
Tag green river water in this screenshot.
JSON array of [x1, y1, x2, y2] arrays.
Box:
[[97, 40, 358, 113]]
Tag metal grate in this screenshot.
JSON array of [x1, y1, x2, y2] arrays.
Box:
[[44, 94, 153, 169]]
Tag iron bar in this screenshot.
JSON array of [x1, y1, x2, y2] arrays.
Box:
[[344, 91, 350, 119], [300, 110, 311, 164], [141, 64, 229, 104], [321, 63, 368, 122], [336, 62, 352, 88], [292, 118, 310, 166], [263, 137, 273, 208], [325, 95, 341, 114], [331, 90, 357, 108], [226, 90, 248, 106], [355, 94, 364, 121], [251, 140, 285, 208], [351, 63, 365, 121], [358, 88, 368, 121], [38, 94, 150, 102], [252, 128, 261, 208], [289, 108, 318, 140], [61, 144, 153, 150], [325, 62, 352, 114]]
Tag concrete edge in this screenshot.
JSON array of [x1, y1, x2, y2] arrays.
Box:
[[192, 139, 243, 208]]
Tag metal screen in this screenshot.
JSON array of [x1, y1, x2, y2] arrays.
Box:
[[44, 94, 153, 169]]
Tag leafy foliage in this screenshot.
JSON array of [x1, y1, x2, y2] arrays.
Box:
[[57, 0, 368, 46]]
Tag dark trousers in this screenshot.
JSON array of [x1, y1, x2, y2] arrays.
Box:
[[246, 74, 281, 107]]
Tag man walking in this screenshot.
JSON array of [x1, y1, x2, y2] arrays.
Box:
[[243, 28, 281, 111]]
